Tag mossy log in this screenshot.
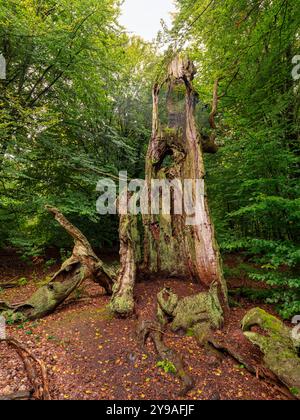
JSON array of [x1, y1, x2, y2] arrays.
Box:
[[142, 55, 227, 305], [0, 206, 117, 321], [242, 308, 300, 399], [156, 283, 224, 343]]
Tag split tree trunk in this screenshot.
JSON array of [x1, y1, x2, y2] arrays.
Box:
[[142, 56, 227, 303]]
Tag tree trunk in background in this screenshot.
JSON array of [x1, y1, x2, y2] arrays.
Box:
[[142, 56, 227, 304]]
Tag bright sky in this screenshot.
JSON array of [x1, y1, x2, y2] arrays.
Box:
[[119, 0, 175, 41]]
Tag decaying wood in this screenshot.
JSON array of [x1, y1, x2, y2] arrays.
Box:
[[143, 55, 228, 306], [156, 285, 224, 343], [207, 337, 297, 400], [242, 307, 300, 399], [0, 390, 33, 400], [0, 336, 50, 400], [137, 320, 194, 396], [0, 206, 117, 320], [110, 212, 140, 316], [46, 206, 115, 295]]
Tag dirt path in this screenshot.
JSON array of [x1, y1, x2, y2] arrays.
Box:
[[0, 265, 288, 401]]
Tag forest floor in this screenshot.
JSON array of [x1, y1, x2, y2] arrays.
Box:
[[0, 249, 290, 400]]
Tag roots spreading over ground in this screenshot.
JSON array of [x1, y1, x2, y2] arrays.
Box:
[[242, 308, 300, 399], [0, 337, 50, 400], [137, 285, 224, 396]]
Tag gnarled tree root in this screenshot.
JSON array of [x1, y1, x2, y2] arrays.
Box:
[[0, 390, 33, 401], [137, 320, 194, 396], [207, 337, 297, 400], [46, 206, 116, 295], [0, 336, 51, 400], [0, 206, 117, 321], [156, 283, 224, 343], [241, 308, 300, 399]]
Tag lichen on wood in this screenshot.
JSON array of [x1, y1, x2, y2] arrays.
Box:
[[0, 206, 117, 321], [156, 283, 224, 343], [242, 307, 300, 399]]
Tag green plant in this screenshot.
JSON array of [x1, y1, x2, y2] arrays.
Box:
[[290, 387, 300, 397], [4, 311, 27, 325], [186, 328, 195, 337], [18, 277, 28, 287], [60, 248, 72, 262], [45, 258, 57, 268], [156, 360, 177, 374]]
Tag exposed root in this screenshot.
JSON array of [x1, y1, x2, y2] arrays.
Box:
[[207, 337, 297, 400], [0, 390, 33, 400], [241, 308, 300, 399], [0, 336, 51, 400], [0, 280, 19, 289], [137, 320, 194, 396]]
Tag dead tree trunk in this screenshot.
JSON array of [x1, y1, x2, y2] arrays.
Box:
[[0, 206, 116, 321], [142, 56, 227, 304], [109, 210, 141, 316], [109, 189, 142, 315]]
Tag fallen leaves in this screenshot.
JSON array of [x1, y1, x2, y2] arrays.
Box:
[[0, 277, 289, 401]]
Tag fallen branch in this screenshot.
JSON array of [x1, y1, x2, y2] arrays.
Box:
[[0, 336, 51, 400], [0, 206, 117, 321]]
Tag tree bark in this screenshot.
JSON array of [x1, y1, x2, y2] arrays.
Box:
[[142, 56, 227, 305], [0, 206, 116, 321], [109, 190, 141, 316], [109, 212, 140, 316]]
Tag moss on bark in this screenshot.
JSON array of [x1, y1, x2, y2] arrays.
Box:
[[142, 56, 227, 306], [242, 308, 300, 399], [0, 207, 116, 321], [109, 208, 141, 316], [157, 283, 223, 344]]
